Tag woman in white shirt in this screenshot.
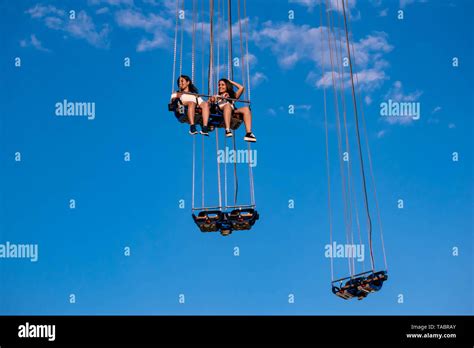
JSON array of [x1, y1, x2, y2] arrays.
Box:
[[211, 78, 256, 142], [171, 75, 210, 136]]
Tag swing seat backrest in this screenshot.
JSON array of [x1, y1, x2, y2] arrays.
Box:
[[192, 210, 224, 232], [227, 209, 259, 230]]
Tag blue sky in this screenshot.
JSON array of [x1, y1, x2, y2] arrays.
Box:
[[0, 0, 472, 315]]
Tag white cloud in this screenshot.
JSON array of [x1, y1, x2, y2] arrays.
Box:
[[378, 8, 389, 17], [267, 108, 277, 116], [296, 104, 312, 111], [67, 12, 111, 48], [377, 130, 387, 138], [254, 21, 392, 92], [137, 34, 168, 51], [384, 80, 423, 102], [26, 4, 65, 18], [399, 0, 429, 8], [432, 106, 442, 114], [88, 0, 134, 6], [288, 0, 356, 13], [311, 67, 388, 92], [115, 9, 171, 32], [381, 81, 423, 125], [114, 9, 173, 51], [26, 5, 110, 48], [20, 34, 50, 52], [96, 7, 110, 15], [251, 72, 268, 87], [365, 95, 373, 105]]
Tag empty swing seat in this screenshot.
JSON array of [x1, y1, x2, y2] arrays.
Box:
[[332, 271, 388, 300], [192, 210, 224, 232], [191, 207, 259, 236], [227, 208, 259, 231], [168, 100, 243, 131]]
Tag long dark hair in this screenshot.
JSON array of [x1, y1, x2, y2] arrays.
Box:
[[177, 75, 199, 94], [219, 78, 236, 99]]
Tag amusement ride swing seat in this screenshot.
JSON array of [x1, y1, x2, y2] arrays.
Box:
[[331, 271, 388, 300], [192, 205, 259, 236], [319, 0, 389, 300], [169, 0, 258, 237], [168, 95, 245, 131]]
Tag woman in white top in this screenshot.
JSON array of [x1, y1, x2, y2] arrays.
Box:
[[211, 78, 256, 142], [171, 75, 210, 136]]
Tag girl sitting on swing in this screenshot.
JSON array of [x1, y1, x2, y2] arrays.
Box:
[[210, 78, 257, 142], [170, 75, 210, 136]]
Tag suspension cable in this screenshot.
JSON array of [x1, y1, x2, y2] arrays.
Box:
[[201, 0, 205, 208], [191, 0, 196, 82], [334, 0, 365, 274], [179, 0, 185, 78], [192, 136, 196, 209], [329, 0, 355, 276], [171, 0, 180, 93], [325, 0, 352, 277], [237, 0, 254, 206], [243, 0, 251, 101], [227, 0, 239, 206], [345, 0, 388, 271], [319, 0, 334, 282], [341, 0, 375, 272]]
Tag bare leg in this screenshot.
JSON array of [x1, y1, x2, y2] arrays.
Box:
[[200, 102, 209, 126], [235, 106, 252, 133], [184, 101, 196, 125], [222, 104, 232, 130]]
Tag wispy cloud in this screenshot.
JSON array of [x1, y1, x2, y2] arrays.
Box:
[[88, 0, 134, 6], [377, 129, 387, 138], [26, 4, 65, 18], [253, 21, 393, 92], [400, 0, 429, 9], [378, 8, 389, 17], [26, 5, 110, 48], [267, 108, 277, 116], [251, 72, 268, 87], [288, 0, 356, 13], [20, 34, 51, 52], [382, 81, 423, 125], [384, 80, 423, 102], [432, 106, 442, 114], [114, 8, 172, 51]]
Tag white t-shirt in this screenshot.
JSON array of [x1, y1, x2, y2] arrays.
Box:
[[171, 92, 204, 105]]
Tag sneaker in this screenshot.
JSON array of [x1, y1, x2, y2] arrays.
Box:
[[225, 129, 233, 137], [200, 125, 209, 136], [189, 125, 198, 135], [244, 132, 257, 142]]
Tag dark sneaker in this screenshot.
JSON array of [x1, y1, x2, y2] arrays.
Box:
[[189, 125, 198, 135], [200, 125, 209, 136], [225, 129, 233, 137], [244, 132, 257, 142]]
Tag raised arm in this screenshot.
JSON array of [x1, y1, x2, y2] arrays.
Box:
[[229, 79, 245, 99]]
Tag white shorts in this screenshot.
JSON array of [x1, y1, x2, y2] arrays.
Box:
[[218, 100, 235, 110], [171, 92, 204, 105]]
